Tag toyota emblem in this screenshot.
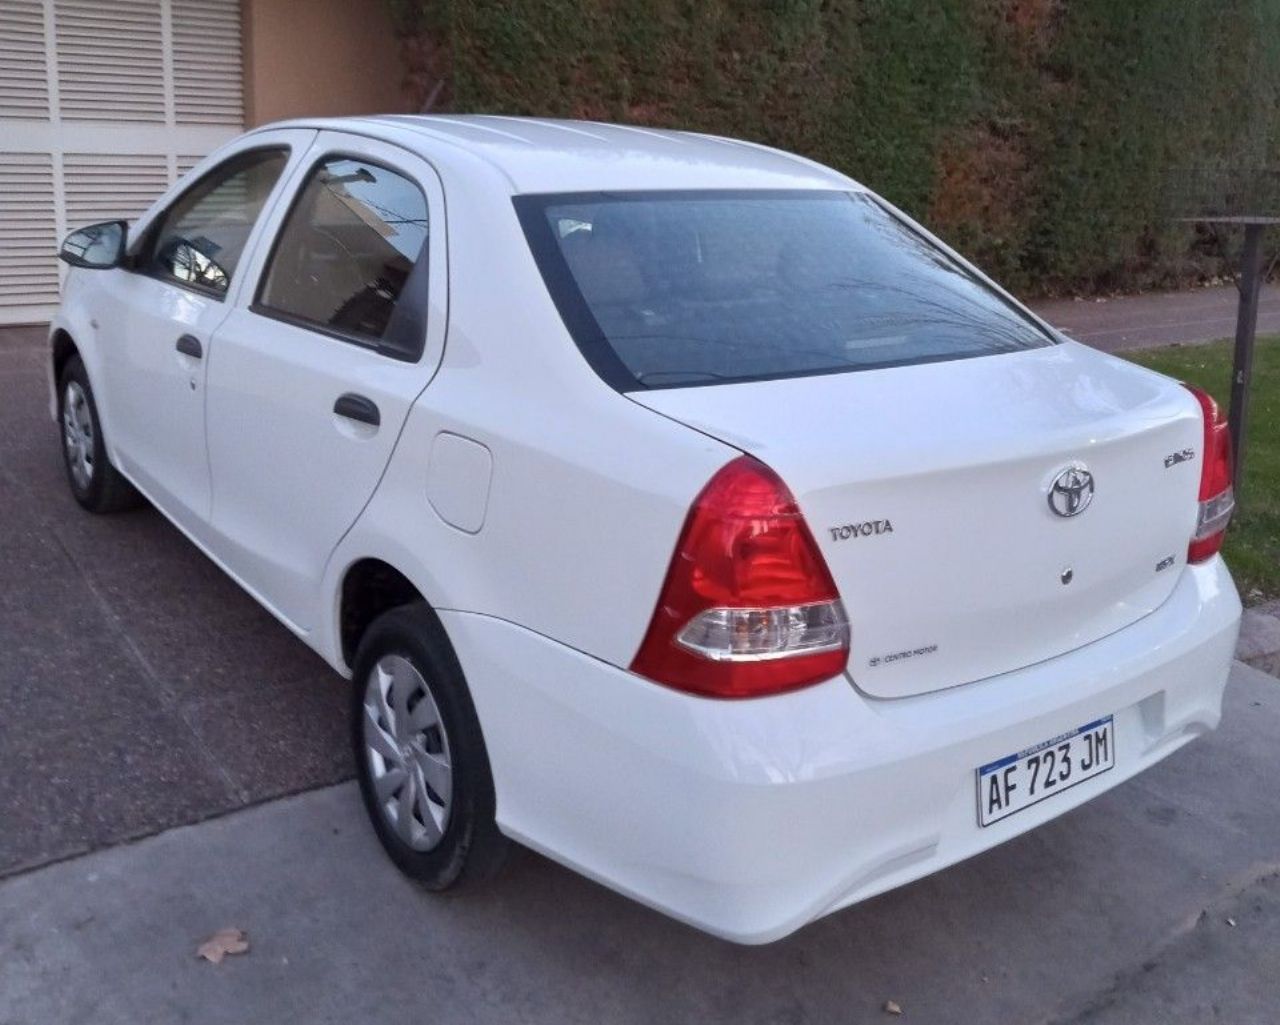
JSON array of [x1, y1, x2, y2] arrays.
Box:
[[1048, 465, 1095, 517]]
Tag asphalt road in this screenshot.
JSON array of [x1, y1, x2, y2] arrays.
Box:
[[0, 281, 1273, 878], [1030, 283, 1280, 352], [0, 276, 1274, 875], [0, 326, 350, 878], [2, 292, 1279, 1021]]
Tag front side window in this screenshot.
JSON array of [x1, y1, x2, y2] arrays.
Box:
[[516, 190, 1055, 390], [143, 148, 288, 296], [257, 157, 429, 354]]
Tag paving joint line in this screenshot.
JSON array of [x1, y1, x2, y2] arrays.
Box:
[[1043, 862, 1280, 1024], [46, 527, 250, 805], [0, 452, 250, 807]]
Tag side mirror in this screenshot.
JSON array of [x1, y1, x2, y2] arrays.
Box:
[[59, 220, 127, 270]]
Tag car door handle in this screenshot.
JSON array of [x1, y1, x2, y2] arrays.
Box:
[[175, 334, 203, 359], [333, 393, 380, 427]]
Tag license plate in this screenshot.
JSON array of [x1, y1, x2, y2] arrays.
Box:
[[976, 716, 1115, 827]]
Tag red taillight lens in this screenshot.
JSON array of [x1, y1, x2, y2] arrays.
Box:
[[1184, 384, 1234, 563], [630, 456, 851, 698]]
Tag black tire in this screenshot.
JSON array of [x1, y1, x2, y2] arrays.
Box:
[[57, 355, 142, 513], [351, 602, 509, 889]]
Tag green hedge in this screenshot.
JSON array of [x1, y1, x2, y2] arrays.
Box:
[[388, 0, 1280, 294]]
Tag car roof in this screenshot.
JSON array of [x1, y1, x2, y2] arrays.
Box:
[[253, 114, 862, 195]]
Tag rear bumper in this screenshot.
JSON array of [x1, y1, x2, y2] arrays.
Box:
[[442, 558, 1241, 944]]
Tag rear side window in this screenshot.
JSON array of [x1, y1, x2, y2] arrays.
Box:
[[257, 157, 429, 358], [515, 190, 1054, 390], [142, 148, 287, 296]]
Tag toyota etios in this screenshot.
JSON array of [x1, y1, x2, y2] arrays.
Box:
[[49, 116, 1241, 943]]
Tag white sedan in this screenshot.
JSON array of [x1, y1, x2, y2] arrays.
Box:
[[48, 116, 1241, 943]]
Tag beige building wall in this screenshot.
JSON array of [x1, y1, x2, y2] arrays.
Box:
[[242, 0, 408, 126]]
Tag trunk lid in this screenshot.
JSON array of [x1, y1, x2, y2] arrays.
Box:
[[631, 343, 1203, 698]]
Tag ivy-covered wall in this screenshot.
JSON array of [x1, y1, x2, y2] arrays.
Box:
[[387, 0, 1280, 294]]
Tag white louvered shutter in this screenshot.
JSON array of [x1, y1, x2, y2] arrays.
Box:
[[54, 0, 165, 122], [63, 153, 171, 225], [0, 153, 61, 309], [0, 0, 244, 324], [176, 154, 205, 177], [173, 0, 242, 126], [0, 1, 50, 119]]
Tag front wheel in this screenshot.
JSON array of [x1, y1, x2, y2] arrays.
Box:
[[351, 603, 509, 889], [57, 355, 141, 513]]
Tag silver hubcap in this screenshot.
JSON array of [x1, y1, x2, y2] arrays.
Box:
[[62, 381, 94, 490], [363, 654, 452, 851]]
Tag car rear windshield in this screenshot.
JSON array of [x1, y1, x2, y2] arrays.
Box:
[[514, 190, 1055, 390]]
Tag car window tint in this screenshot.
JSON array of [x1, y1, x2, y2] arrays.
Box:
[[518, 191, 1055, 390], [258, 157, 429, 349], [145, 149, 287, 296]]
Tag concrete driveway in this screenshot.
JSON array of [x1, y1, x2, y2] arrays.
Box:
[[2, 664, 1278, 1024]]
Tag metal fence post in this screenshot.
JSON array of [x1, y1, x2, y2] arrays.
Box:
[[1230, 222, 1264, 497]]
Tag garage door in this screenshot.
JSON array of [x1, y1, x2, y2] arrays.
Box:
[[0, 0, 243, 325]]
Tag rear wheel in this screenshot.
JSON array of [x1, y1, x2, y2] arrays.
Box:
[[58, 355, 141, 513], [351, 603, 508, 889]]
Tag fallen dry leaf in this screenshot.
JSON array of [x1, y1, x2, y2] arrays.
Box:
[[197, 927, 249, 964], [884, 999, 903, 1015]]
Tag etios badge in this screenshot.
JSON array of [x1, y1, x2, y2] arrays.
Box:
[[1047, 465, 1095, 518]]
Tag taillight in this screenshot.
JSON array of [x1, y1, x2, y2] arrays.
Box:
[[630, 456, 851, 698], [1184, 384, 1234, 563]]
